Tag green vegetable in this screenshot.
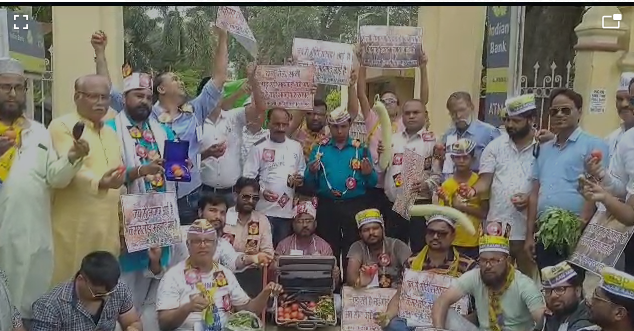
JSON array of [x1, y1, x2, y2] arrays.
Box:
[[225, 311, 263, 331], [537, 207, 582, 255], [315, 296, 335, 322]]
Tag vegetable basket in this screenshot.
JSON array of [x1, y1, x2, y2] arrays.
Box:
[[274, 256, 337, 330]]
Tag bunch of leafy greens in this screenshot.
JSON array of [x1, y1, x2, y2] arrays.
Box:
[[537, 207, 582, 255]]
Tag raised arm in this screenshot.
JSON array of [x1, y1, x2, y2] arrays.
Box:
[[189, 27, 228, 123], [419, 51, 429, 105], [245, 63, 267, 128], [91, 31, 125, 112], [347, 63, 360, 120]]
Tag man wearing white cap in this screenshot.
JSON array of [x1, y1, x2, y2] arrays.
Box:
[[541, 261, 594, 331], [432, 222, 545, 331], [467, 93, 539, 276], [587, 267, 634, 331], [304, 107, 378, 276], [0, 57, 90, 321]]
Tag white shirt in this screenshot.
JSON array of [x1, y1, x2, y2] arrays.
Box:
[[605, 127, 634, 199], [242, 137, 306, 218], [200, 108, 247, 189], [383, 129, 438, 202], [241, 127, 269, 167], [171, 226, 243, 272], [156, 261, 250, 330], [479, 133, 536, 240], [606, 126, 625, 171]]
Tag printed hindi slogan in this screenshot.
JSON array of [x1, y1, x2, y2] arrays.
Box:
[[342, 286, 397, 331], [292, 38, 354, 86], [216, 6, 258, 58], [359, 25, 423, 69], [120, 192, 182, 253], [393, 148, 426, 220], [569, 209, 634, 274], [255, 65, 316, 110], [399, 269, 469, 327]]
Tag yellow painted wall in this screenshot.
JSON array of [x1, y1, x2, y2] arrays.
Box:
[[51, 6, 124, 118]]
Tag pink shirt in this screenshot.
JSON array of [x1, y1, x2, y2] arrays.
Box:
[[365, 111, 405, 188], [275, 234, 333, 256]]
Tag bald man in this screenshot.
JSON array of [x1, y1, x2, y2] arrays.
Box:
[[48, 74, 127, 287]]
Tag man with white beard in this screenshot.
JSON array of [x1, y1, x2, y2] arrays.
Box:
[[0, 58, 90, 321]]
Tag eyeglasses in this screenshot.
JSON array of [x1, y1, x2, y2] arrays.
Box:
[[240, 194, 260, 202], [426, 229, 450, 238], [591, 289, 615, 305], [0, 84, 26, 94], [188, 238, 216, 246], [77, 91, 111, 102], [542, 286, 573, 296], [548, 106, 573, 116], [477, 257, 505, 267], [86, 282, 115, 298], [381, 98, 397, 105]]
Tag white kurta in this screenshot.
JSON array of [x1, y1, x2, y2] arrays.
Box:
[[0, 120, 82, 318]]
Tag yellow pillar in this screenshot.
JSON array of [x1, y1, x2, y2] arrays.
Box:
[[618, 6, 634, 72], [416, 6, 486, 134], [573, 6, 627, 137], [51, 6, 124, 118]]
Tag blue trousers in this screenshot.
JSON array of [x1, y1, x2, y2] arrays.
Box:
[[384, 317, 413, 331], [267, 216, 292, 248]]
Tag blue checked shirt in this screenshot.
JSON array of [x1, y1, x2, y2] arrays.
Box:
[[110, 79, 223, 198], [30, 279, 135, 331]]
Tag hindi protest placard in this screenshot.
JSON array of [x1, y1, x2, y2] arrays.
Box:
[[292, 38, 354, 86], [359, 25, 423, 69], [216, 6, 258, 58], [255, 65, 316, 110], [399, 269, 469, 327], [120, 192, 182, 253], [569, 209, 634, 274], [393, 148, 426, 220], [342, 286, 397, 331]]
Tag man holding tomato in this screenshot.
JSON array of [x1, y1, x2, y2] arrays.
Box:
[[346, 209, 411, 290]]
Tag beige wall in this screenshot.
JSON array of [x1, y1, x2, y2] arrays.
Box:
[[51, 6, 124, 118], [416, 6, 486, 134]]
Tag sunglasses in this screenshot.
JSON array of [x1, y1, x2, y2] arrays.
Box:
[[426, 229, 450, 238], [548, 106, 573, 116], [240, 194, 260, 202]]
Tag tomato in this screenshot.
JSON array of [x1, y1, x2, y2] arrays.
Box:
[[297, 312, 305, 320], [277, 313, 284, 321], [590, 150, 603, 161], [291, 303, 299, 311], [3, 130, 16, 139], [284, 307, 292, 314], [171, 164, 181, 171], [308, 301, 316, 308], [277, 307, 284, 314], [290, 311, 298, 319], [117, 166, 126, 175], [283, 313, 291, 320], [174, 169, 184, 177]]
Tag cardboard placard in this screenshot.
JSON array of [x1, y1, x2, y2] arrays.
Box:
[[569, 209, 634, 274], [359, 25, 423, 69], [216, 6, 258, 58], [399, 269, 469, 327], [292, 38, 354, 86], [120, 192, 182, 253], [255, 65, 316, 110], [341, 286, 397, 331]]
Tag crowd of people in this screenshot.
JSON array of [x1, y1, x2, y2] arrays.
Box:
[[1, 25, 634, 331]]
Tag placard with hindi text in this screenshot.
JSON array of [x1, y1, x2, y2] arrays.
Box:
[[216, 6, 258, 58], [341, 286, 397, 331], [292, 38, 354, 86], [359, 25, 422, 69], [120, 192, 182, 253], [569, 209, 634, 275], [255, 65, 316, 110], [399, 269, 469, 327]]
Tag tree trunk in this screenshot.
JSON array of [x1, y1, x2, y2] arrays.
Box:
[[521, 6, 584, 127]]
